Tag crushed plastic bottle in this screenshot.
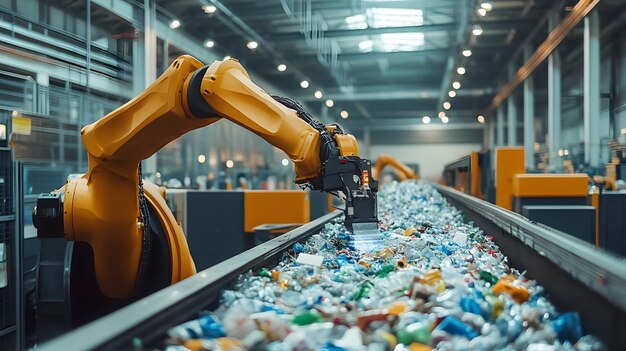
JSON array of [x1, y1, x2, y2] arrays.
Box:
[[162, 181, 605, 351]]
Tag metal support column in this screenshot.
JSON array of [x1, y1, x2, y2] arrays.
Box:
[[507, 64, 517, 146], [162, 40, 170, 73], [86, 0, 91, 92], [363, 124, 371, 159], [143, 0, 158, 174], [584, 10, 601, 169], [144, 0, 157, 86], [497, 106, 505, 146], [548, 10, 562, 170], [524, 44, 535, 170], [14, 161, 24, 351], [36, 73, 50, 115]]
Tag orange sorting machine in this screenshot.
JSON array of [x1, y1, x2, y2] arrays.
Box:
[[442, 151, 490, 200], [167, 189, 328, 270], [445, 147, 599, 247], [493, 147, 597, 246]]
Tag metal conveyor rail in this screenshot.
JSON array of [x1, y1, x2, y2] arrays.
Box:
[[437, 184, 626, 348], [36, 211, 342, 351]]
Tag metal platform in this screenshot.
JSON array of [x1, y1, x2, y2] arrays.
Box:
[[38, 186, 626, 351]]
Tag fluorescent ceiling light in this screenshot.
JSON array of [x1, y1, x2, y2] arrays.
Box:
[[380, 33, 425, 52], [359, 40, 374, 52], [345, 14, 368, 29]]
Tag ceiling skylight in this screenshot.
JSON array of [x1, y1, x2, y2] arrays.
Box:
[[345, 8, 424, 29], [380, 32, 424, 52], [347, 8, 425, 53]]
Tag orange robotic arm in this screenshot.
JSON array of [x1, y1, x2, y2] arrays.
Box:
[[35, 55, 378, 300], [372, 154, 419, 181]]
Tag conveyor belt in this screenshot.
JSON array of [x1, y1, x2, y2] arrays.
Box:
[[437, 185, 626, 348], [38, 185, 626, 350]]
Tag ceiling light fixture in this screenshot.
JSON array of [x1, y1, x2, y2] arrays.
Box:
[[443, 102, 451, 110], [457, 67, 466, 75], [462, 49, 472, 57], [225, 160, 234, 168], [441, 116, 449, 124], [477, 115, 485, 124], [300, 80, 309, 88], [325, 99, 334, 108], [247, 41, 259, 50], [452, 81, 461, 89], [478, 8, 487, 16], [277, 64, 287, 72], [472, 25, 484, 36], [204, 40, 215, 48], [281, 158, 289, 166], [223, 55, 231, 60], [438, 111, 446, 119], [422, 116, 431, 124], [448, 90, 457, 98], [203, 5, 217, 14], [340, 110, 349, 119], [169, 20, 181, 29], [481, 2, 493, 11], [314, 90, 323, 99]]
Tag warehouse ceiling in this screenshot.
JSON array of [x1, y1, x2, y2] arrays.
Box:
[[156, 0, 570, 134]]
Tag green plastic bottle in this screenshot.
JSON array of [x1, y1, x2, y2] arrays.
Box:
[[291, 310, 322, 325], [376, 264, 396, 278], [479, 270, 499, 285]]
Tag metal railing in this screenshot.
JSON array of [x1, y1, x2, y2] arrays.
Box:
[[0, 5, 133, 80], [0, 69, 125, 123]]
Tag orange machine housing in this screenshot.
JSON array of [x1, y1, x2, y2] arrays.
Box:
[[243, 191, 310, 233], [512, 173, 588, 197], [495, 147, 525, 210]]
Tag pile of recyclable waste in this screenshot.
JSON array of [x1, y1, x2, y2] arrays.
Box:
[[164, 180, 604, 351]]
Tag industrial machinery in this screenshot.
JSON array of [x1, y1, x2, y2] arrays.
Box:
[[30, 56, 379, 335], [371, 154, 418, 181]]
